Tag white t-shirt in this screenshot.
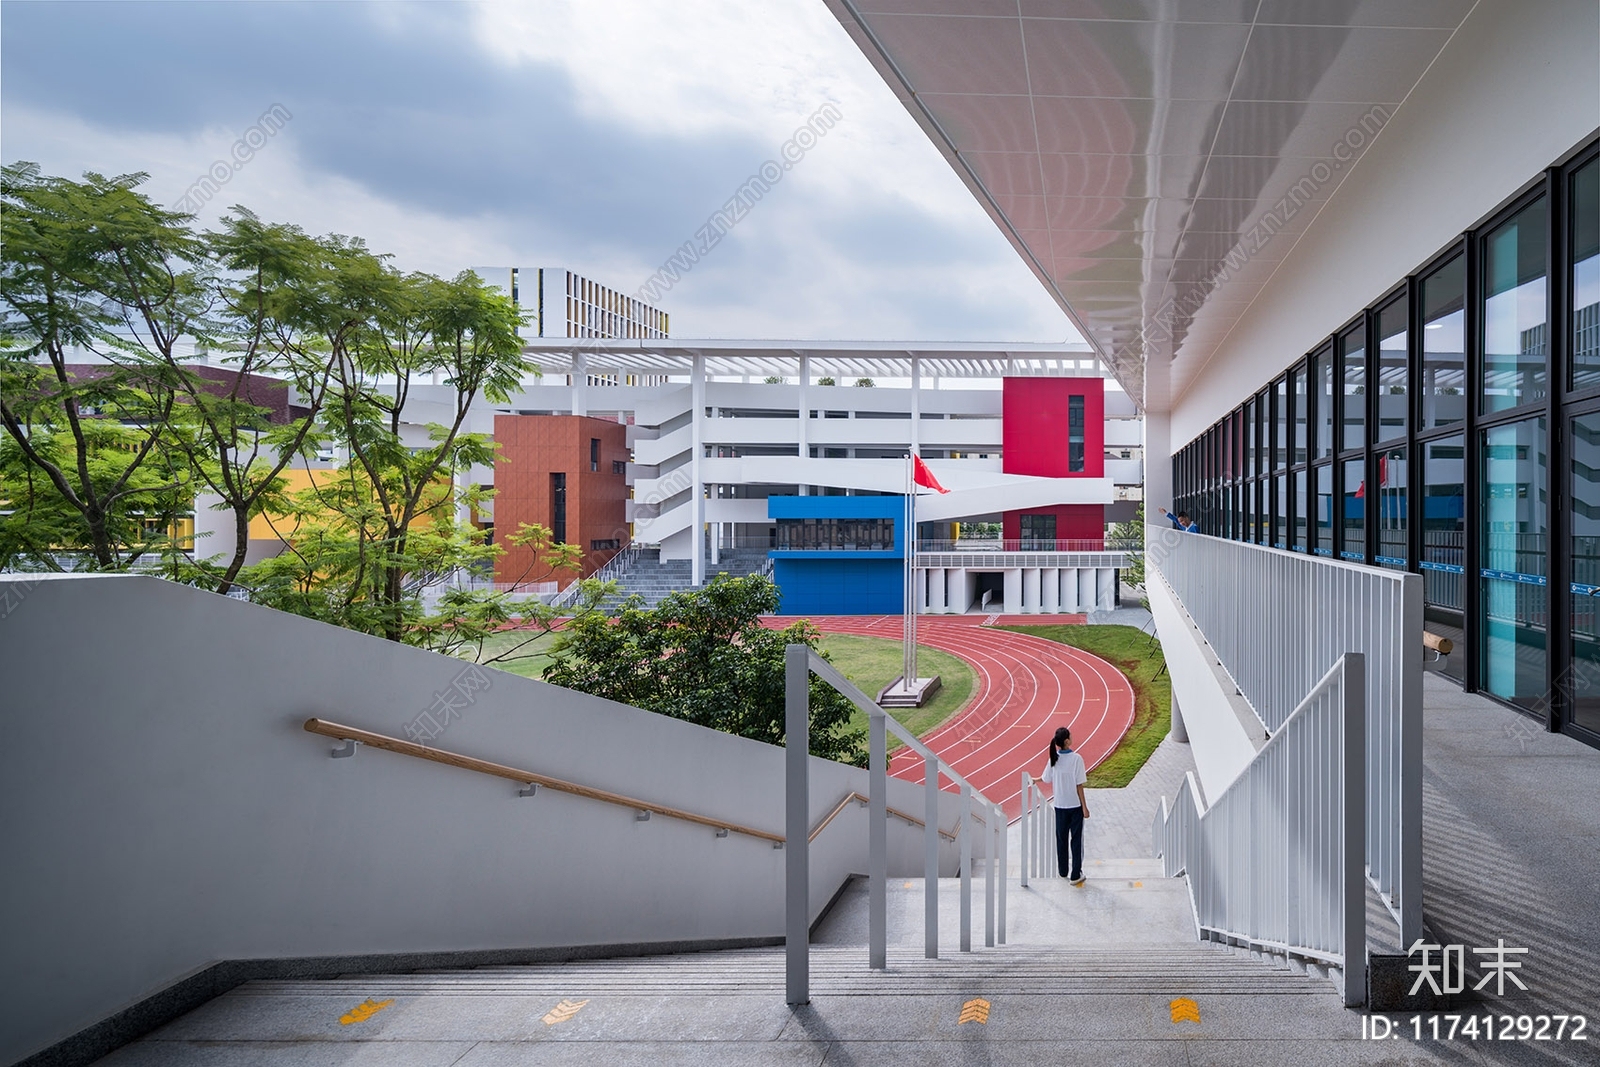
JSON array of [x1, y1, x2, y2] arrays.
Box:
[[1037, 749, 1087, 809]]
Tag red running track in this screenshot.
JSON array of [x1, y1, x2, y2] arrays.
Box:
[[767, 615, 1135, 820]]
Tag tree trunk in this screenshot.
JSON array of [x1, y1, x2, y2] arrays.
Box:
[[215, 508, 252, 596]]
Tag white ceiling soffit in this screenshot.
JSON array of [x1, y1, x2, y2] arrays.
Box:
[[823, 0, 1473, 412]]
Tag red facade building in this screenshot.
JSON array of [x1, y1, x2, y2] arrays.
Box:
[[491, 415, 629, 586], [1001, 377, 1106, 547]]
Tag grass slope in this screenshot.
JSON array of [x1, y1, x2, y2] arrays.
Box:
[[817, 633, 977, 753], [469, 628, 558, 678], [999, 623, 1170, 788]]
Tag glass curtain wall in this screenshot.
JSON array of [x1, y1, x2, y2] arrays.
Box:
[[1167, 136, 1599, 746], [1572, 412, 1600, 734]]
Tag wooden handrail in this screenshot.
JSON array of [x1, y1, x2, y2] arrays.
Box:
[[1422, 631, 1454, 655], [806, 791, 959, 844], [305, 718, 783, 844], [304, 718, 963, 847]]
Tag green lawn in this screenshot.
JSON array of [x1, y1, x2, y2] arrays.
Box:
[[470, 628, 978, 756], [467, 628, 559, 678], [998, 623, 1170, 788], [817, 633, 977, 752]]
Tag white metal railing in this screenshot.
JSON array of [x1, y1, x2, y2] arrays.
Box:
[[1154, 655, 1367, 1006], [1146, 524, 1421, 946], [1018, 772, 1059, 885], [785, 645, 1005, 1006], [550, 541, 641, 610]]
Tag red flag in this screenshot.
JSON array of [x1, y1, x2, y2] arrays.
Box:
[[912, 454, 949, 494]]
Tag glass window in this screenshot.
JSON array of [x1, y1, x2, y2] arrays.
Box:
[[1340, 457, 1366, 561], [1376, 298, 1408, 442], [1020, 513, 1057, 549], [1293, 468, 1308, 550], [1068, 395, 1086, 472], [1571, 412, 1600, 734], [1375, 445, 1407, 570], [1421, 255, 1466, 431], [1480, 417, 1548, 710], [1292, 366, 1308, 466], [777, 517, 896, 551], [1313, 348, 1334, 459], [1244, 399, 1256, 477], [1481, 197, 1548, 414], [1573, 158, 1600, 391], [1339, 325, 1366, 453], [1311, 463, 1332, 556], [1274, 473, 1288, 548], [1422, 436, 1466, 684], [1274, 377, 1288, 469]]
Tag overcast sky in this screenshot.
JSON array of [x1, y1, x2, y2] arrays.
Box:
[[1, 0, 1079, 344]]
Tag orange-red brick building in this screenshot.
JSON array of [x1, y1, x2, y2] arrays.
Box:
[[491, 414, 629, 586]]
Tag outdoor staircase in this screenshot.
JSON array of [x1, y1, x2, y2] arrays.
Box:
[[111, 864, 1362, 1064], [598, 549, 771, 612]]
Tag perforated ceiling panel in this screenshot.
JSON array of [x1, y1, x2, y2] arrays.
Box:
[[826, 0, 1472, 411]]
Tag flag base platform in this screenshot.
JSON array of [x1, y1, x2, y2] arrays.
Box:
[[877, 675, 942, 708]]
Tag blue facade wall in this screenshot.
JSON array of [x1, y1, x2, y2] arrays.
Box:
[[768, 494, 905, 615], [772, 557, 903, 616]]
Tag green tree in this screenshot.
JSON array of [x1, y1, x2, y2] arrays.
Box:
[[1109, 502, 1145, 589], [163, 210, 339, 595], [247, 264, 533, 641], [543, 574, 866, 763], [853, 377, 875, 388], [815, 376, 836, 386], [0, 162, 196, 569]]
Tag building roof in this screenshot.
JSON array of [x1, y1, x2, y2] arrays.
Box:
[[516, 338, 1103, 382], [823, 0, 1475, 412]]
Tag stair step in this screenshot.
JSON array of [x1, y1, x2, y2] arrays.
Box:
[[239, 944, 1333, 999]]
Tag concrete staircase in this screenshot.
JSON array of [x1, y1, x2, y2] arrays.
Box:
[[600, 549, 771, 611], [98, 862, 1389, 1066]]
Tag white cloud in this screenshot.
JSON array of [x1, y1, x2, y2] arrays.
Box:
[[4, 2, 1079, 344]]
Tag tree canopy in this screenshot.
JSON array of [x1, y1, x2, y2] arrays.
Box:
[[543, 574, 866, 764]]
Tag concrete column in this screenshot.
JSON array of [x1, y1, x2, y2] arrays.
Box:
[[1022, 568, 1040, 613], [798, 354, 810, 459], [572, 350, 588, 417], [1144, 410, 1171, 529], [1079, 569, 1095, 613], [929, 568, 946, 613], [1097, 567, 1115, 611], [947, 568, 967, 613], [910, 356, 921, 455], [1171, 694, 1189, 743], [1003, 569, 1022, 615], [691, 353, 706, 587], [1041, 568, 1060, 613], [710, 502, 720, 567], [1060, 568, 1079, 612]]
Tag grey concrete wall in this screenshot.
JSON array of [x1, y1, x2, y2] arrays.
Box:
[[0, 574, 968, 1064]]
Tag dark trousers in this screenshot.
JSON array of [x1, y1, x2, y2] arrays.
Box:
[[1054, 806, 1084, 879]]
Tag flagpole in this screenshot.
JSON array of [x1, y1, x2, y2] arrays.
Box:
[[905, 452, 915, 691]]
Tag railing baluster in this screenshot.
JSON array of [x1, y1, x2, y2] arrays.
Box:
[[985, 806, 996, 948], [785, 644, 809, 1007], [869, 712, 887, 971], [959, 781, 972, 952], [997, 802, 1007, 945], [1019, 774, 1030, 888], [925, 753, 939, 960]]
